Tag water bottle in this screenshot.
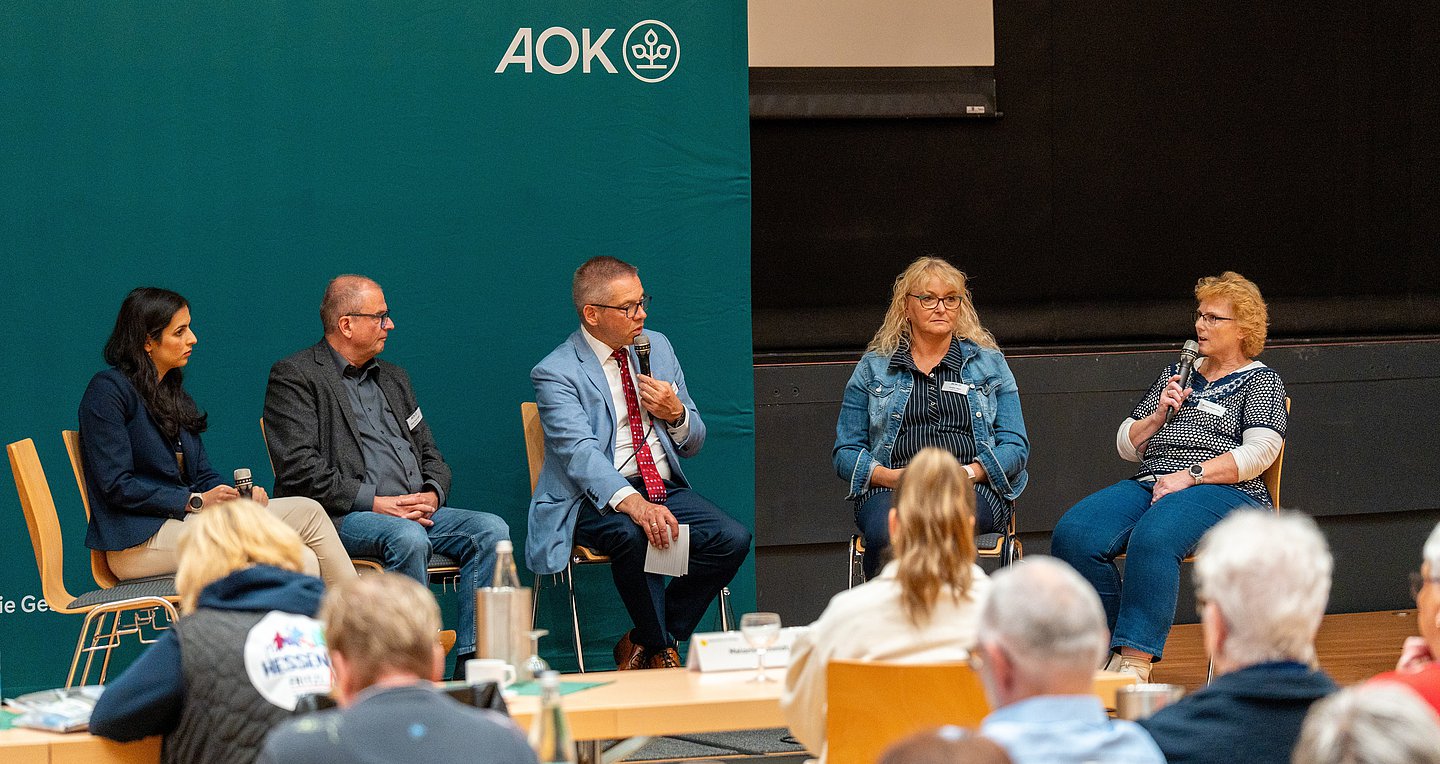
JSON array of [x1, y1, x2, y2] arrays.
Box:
[[529, 671, 577, 764], [475, 540, 532, 679]]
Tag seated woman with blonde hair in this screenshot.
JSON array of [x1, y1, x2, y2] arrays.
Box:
[[783, 448, 993, 763], [91, 500, 332, 764]]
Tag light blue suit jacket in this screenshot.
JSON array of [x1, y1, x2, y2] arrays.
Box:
[[527, 329, 705, 575]]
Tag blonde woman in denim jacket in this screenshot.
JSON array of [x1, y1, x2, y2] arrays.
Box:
[[833, 257, 1030, 580]]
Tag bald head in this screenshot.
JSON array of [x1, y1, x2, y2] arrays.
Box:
[[321, 275, 381, 335]]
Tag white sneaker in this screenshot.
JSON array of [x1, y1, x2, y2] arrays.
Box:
[[1108, 654, 1153, 683]]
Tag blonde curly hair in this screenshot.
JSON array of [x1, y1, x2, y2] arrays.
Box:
[[1195, 271, 1269, 358], [867, 257, 997, 356], [175, 500, 306, 614]]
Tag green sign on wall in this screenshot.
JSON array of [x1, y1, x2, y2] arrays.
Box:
[[0, 0, 751, 694]]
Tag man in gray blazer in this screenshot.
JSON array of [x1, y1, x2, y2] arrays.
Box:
[[528, 257, 750, 670], [264, 275, 509, 674]]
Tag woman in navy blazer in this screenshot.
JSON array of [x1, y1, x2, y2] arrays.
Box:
[[79, 287, 355, 585]]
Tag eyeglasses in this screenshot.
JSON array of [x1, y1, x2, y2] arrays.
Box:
[[345, 311, 392, 325], [1194, 311, 1236, 327], [1410, 572, 1440, 600], [590, 295, 651, 320], [910, 294, 962, 311]]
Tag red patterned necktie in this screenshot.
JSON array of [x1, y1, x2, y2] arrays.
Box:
[[612, 348, 668, 503]]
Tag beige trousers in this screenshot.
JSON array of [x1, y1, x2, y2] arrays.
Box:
[[106, 496, 358, 586]]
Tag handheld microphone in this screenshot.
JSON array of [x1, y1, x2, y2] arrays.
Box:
[[234, 468, 253, 499], [634, 333, 652, 377], [1165, 340, 1201, 424]]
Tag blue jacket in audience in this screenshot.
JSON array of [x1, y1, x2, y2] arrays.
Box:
[[1139, 661, 1338, 764]]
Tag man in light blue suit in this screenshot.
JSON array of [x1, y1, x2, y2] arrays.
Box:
[[528, 256, 751, 670]]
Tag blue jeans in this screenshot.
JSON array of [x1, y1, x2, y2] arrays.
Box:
[[338, 506, 510, 655], [574, 479, 751, 650], [1050, 480, 1262, 659], [855, 485, 1009, 580]]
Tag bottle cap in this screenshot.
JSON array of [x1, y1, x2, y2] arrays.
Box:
[[539, 670, 560, 688], [496, 539, 513, 553]]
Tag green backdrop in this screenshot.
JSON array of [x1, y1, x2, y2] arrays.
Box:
[[0, 0, 751, 694]]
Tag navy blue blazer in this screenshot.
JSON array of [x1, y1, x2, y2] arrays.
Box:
[[79, 368, 223, 551]]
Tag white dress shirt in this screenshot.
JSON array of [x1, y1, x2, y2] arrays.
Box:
[[581, 327, 691, 510]]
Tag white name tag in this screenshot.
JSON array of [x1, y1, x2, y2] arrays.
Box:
[[686, 627, 805, 672], [942, 381, 970, 395], [1195, 399, 1227, 417], [406, 408, 423, 430]]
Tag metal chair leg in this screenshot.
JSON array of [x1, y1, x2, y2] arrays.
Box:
[[566, 562, 586, 673], [847, 535, 864, 589], [718, 587, 734, 631]]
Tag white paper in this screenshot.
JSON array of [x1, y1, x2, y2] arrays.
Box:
[[644, 523, 690, 576]]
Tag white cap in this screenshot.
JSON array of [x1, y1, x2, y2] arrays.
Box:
[[495, 539, 513, 554], [539, 670, 560, 688]]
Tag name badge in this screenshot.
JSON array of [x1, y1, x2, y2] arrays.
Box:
[[1195, 399, 1227, 417], [406, 407, 424, 430], [941, 381, 970, 395]]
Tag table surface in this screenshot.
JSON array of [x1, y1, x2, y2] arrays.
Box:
[[0, 669, 1136, 759]]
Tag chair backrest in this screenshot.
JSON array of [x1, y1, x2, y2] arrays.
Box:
[[521, 402, 545, 493], [1261, 397, 1291, 509], [8, 438, 78, 611], [60, 430, 121, 589], [825, 659, 990, 764], [259, 417, 276, 474]]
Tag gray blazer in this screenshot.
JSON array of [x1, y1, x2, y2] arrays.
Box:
[[263, 340, 452, 516]]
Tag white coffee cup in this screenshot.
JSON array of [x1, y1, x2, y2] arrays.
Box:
[[466, 658, 517, 687]]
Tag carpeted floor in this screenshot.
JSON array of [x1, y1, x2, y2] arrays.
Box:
[[623, 727, 808, 762]]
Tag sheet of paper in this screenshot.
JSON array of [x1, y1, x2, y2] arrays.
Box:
[[644, 523, 690, 576]]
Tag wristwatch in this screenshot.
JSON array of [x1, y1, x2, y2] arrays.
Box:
[[666, 408, 687, 429], [1188, 464, 1205, 485], [187, 493, 204, 513]]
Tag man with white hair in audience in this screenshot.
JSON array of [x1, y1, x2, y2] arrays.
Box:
[[1368, 520, 1440, 714], [975, 556, 1164, 764], [1291, 683, 1440, 764], [1139, 510, 1337, 764]]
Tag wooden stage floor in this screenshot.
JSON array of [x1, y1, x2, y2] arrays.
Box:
[[1152, 609, 1421, 690]]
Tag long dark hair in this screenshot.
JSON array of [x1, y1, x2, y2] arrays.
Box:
[[103, 287, 207, 440]]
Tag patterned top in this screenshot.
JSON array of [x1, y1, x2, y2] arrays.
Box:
[[890, 338, 977, 469], [1130, 360, 1288, 505]]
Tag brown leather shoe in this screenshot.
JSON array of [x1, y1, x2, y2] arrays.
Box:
[[646, 647, 682, 669], [613, 631, 647, 671]]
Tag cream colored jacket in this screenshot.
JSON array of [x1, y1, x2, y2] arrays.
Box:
[[780, 562, 991, 762]]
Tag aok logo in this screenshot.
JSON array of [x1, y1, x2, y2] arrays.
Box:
[[496, 20, 679, 83]]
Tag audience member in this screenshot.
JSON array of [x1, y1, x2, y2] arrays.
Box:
[[527, 256, 750, 670], [1369, 520, 1440, 714], [259, 572, 536, 764], [783, 448, 993, 761], [91, 501, 331, 763], [975, 557, 1164, 764], [1140, 510, 1337, 764], [1292, 683, 1440, 764], [878, 725, 1013, 764], [80, 287, 353, 585], [263, 274, 510, 675]]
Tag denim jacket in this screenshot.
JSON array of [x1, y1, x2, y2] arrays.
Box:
[[833, 340, 1030, 501]]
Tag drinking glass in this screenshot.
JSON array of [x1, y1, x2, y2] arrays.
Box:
[[524, 629, 551, 680], [739, 612, 782, 682]]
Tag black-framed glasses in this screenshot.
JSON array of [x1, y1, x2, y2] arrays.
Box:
[[590, 295, 651, 319], [1194, 311, 1236, 327], [1410, 571, 1440, 600], [909, 294, 962, 311], [345, 311, 392, 325]]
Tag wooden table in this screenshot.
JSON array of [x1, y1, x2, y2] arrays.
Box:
[[0, 669, 1135, 763], [0, 727, 159, 763]]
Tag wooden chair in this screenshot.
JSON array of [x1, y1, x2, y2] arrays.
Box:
[[258, 418, 461, 584], [522, 402, 734, 672], [9, 438, 180, 687], [825, 659, 990, 764], [848, 506, 1022, 589]]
